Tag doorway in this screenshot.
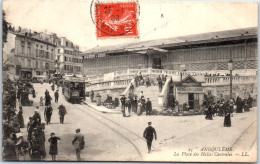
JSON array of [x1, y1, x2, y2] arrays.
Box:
[[152, 58, 162, 69], [188, 93, 194, 109]]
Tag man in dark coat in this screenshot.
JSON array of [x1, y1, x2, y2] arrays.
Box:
[[45, 89, 49, 96], [145, 98, 152, 116], [45, 93, 52, 106], [247, 94, 253, 108], [90, 90, 94, 102], [44, 105, 53, 125], [58, 104, 67, 124], [143, 122, 157, 153], [120, 95, 127, 117], [36, 123, 46, 159], [54, 90, 59, 103]]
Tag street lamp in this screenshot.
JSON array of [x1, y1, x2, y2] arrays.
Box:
[[228, 59, 233, 99]]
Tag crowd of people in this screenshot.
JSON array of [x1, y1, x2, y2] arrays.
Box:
[[3, 79, 85, 161], [203, 91, 254, 127]]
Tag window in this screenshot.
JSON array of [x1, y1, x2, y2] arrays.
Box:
[[57, 55, 60, 62], [36, 44, 38, 47], [22, 45, 25, 54], [58, 41, 61, 46], [46, 52, 49, 59], [52, 49, 54, 52], [36, 61, 38, 68], [28, 46, 31, 56], [41, 46, 43, 48], [28, 59, 31, 67], [45, 63, 49, 69], [65, 57, 67, 61], [58, 49, 60, 54], [66, 42, 69, 47], [51, 53, 53, 60]]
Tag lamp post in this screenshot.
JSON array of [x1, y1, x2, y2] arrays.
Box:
[[228, 60, 233, 99]]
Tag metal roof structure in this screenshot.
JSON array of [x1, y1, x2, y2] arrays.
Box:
[[83, 27, 257, 55]]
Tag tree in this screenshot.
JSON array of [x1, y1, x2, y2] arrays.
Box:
[[2, 10, 9, 47]]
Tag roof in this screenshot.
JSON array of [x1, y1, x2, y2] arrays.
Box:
[[83, 27, 257, 55]]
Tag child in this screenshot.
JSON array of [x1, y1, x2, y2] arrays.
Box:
[[48, 133, 60, 161], [40, 97, 43, 106]]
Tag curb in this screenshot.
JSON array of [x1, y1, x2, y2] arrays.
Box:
[[82, 101, 121, 114]]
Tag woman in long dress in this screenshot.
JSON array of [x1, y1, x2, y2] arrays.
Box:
[[224, 103, 231, 127], [48, 133, 60, 161], [17, 106, 25, 128]]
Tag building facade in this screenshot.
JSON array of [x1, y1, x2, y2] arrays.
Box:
[[55, 37, 83, 75], [82, 27, 257, 76], [13, 30, 56, 79]]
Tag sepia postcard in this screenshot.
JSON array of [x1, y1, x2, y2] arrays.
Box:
[[2, 0, 258, 162]]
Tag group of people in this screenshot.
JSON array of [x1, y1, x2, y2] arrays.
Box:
[[120, 91, 153, 117], [17, 80, 35, 106], [156, 75, 167, 92], [203, 91, 254, 127]]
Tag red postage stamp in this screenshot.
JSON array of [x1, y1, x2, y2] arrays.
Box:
[[95, 2, 138, 38]]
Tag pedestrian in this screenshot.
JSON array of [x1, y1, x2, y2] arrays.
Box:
[[143, 122, 157, 154], [48, 133, 60, 161], [145, 98, 152, 116], [45, 89, 49, 96], [44, 105, 53, 125], [96, 93, 101, 106], [205, 104, 213, 120], [45, 93, 52, 106], [134, 73, 139, 87], [90, 90, 94, 102], [3, 133, 17, 160], [51, 84, 55, 91], [32, 107, 41, 124], [247, 94, 253, 108], [27, 117, 34, 143], [158, 80, 163, 92], [58, 104, 67, 124], [236, 96, 243, 113], [132, 97, 138, 113], [145, 76, 150, 87], [72, 129, 85, 161], [40, 97, 44, 106], [17, 106, 25, 128], [130, 83, 134, 93], [54, 90, 59, 103], [120, 95, 127, 117], [224, 103, 231, 127], [37, 123, 46, 159], [126, 97, 132, 116]]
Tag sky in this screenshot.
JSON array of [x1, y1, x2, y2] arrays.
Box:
[[3, 0, 258, 52]]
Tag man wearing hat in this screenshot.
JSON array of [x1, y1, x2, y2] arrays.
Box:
[[143, 122, 157, 153], [54, 90, 59, 103], [44, 105, 53, 125], [120, 95, 127, 117], [145, 98, 152, 116], [72, 128, 85, 161]]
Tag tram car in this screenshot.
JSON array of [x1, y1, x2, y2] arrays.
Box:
[[62, 76, 86, 103]]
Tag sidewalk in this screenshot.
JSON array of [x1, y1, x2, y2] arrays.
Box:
[[83, 98, 121, 114]]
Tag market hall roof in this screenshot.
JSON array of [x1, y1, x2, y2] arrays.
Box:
[[83, 27, 257, 55]]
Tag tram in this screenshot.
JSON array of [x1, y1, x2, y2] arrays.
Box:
[[62, 76, 86, 103]]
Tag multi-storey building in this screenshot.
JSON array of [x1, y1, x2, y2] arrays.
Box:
[[13, 29, 56, 79], [55, 37, 82, 75]]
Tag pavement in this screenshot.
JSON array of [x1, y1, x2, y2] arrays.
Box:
[[83, 99, 121, 114], [18, 82, 257, 162]]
